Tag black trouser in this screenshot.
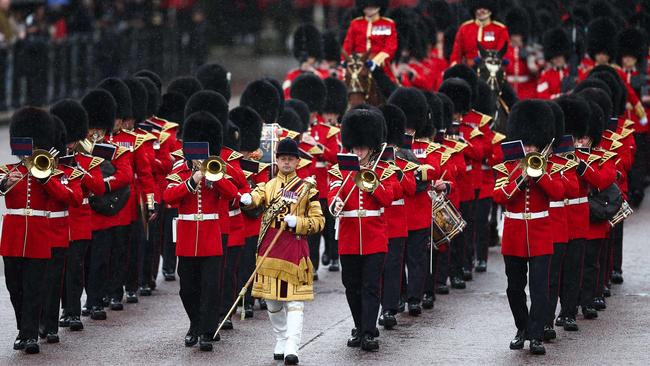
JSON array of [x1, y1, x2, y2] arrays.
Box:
[[162, 207, 178, 275], [559, 239, 585, 319], [108, 224, 131, 300], [340, 252, 385, 336], [474, 198, 492, 262], [436, 244, 450, 285], [321, 198, 338, 261], [547, 243, 566, 326], [504, 255, 550, 341], [580, 239, 603, 307], [597, 237, 609, 296], [406, 228, 429, 303], [628, 133, 648, 203], [307, 233, 320, 272], [460, 198, 476, 270], [40, 247, 67, 334], [87, 228, 114, 308], [64, 239, 90, 317], [382, 238, 405, 313], [142, 213, 161, 287], [218, 234, 228, 314], [239, 235, 258, 306], [126, 220, 144, 293], [221, 245, 242, 316], [178, 256, 223, 336], [3, 257, 48, 340], [424, 246, 439, 296], [611, 223, 624, 273]]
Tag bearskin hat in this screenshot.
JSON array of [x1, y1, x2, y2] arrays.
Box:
[[195, 63, 232, 102], [617, 27, 648, 63], [10, 107, 55, 150], [184, 90, 229, 128], [586, 100, 604, 146], [157, 92, 187, 126], [577, 87, 613, 120], [167, 76, 203, 99], [122, 77, 148, 123], [379, 104, 406, 146], [473, 80, 496, 116], [506, 100, 555, 150], [356, 0, 388, 13], [588, 69, 626, 115], [587, 17, 618, 59], [439, 78, 472, 115], [437, 92, 454, 131], [97, 77, 132, 120], [323, 77, 348, 117], [322, 30, 341, 62], [290, 73, 327, 113], [50, 99, 89, 144], [469, 0, 498, 16], [229, 106, 263, 151], [182, 111, 223, 156], [542, 28, 571, 61], [505, 6, 530, 39], [573, 78, 612, 99], [134, 69, 162, 93], [292, 23, 323, 62], [420, 92, 441, 139], [136, 77, 160, 118], [443, 64, 478, 101], [555, 95, 590, 139], [81, 89, 117, 132], [285, 99, 311, 128], [261, 77, 285, 110], [51, 115, 68, 155], [387, 87, 429, 133], [546, 101, 565, 146], [278, 107, 305, 133], [341, 108, 385, 151], [223, 120, 241, 151], [240, 79, 281, 124]]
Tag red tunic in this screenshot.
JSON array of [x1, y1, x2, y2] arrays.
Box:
[[90, 145, 134, 231], [505, 45, 538, 99], [69, 153, 106, 241], [536, 66, 569, 100], [342, 16, 398, 80], [585, 149, 618, 240], [450, 19, 509, 67], [384, 157, 417, 239], [47, 165, 84, 248], [406, 140, 444, 231], [163, 161, 238, 256], [306, 121, 340, 199], [242, 163, 271, 239], [459, 113, 488, 200], [547, 155, 579, 245], [282, 68, 330, 99]]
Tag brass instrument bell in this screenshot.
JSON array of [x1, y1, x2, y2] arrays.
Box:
[[354, 168, 379, 193], [198, 156, 227, 182], [24, 149, 56, 179]]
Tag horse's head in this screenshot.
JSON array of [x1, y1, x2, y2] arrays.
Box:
[[477, 43, 507, 92], [344, 52, 380, 107]]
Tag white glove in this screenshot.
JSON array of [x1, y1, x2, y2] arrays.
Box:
[[284, 214, 297, 228], [330, 197, 344, 216], [240, 193, 252, 206], [640, 117, 648, 126]]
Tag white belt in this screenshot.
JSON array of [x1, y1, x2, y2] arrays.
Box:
[[566, 197, 588, 205], [340, 209, 381, 218], [177, 213, 219, 221], [503, 211, 549, 220], [228, 209, 241, 217], [6, 208, 49, 217], [48, 210, 69, 218], [507, 75, 530, 83], [391, 199, 405, 206], [315, 162, 327, 168], [549, 201, 565, 208], [465, 165, 473, 172], [82, 198, 89, 205]]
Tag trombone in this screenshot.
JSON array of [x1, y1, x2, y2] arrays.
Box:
[[0, 148, 58, 194], [517, 139, 554, 180], [193, 156, 227, 182]]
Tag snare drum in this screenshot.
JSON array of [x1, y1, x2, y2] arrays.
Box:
[[430, 194, 467, 248]]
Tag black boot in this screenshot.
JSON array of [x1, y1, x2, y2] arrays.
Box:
[[90, 306, 106, 320], [329, 259, 340, 272], [582, 306, 598, 319], [24, 339, 39, 354], [139, 285, 152, 296], [361, 334, 379, 351], [462, 268, 473, 281], [125, 292, 138, 303], [109, 298, 124, 310], [611, 270, 623, 284], [422, 293, 434, 309], [408, 302, 422, 316], [451, 276, 466, 289], [529, 339, 546, 355], [69, 316, 84, 331], [13, 337, 25, 350], [563, 317, 578, 331], [554, 316, 565, 327], [380, 311, 397, 329], [198, 334, 214, 351], [475, 260, 487, 272], [284, 354, 299, 365], [435, 284, 450, 294], [244, 303, 254, 318], [509, 329, 526, 350], [59, 314, 70, 327], [543, 325, 556, 342], [347, 328, 361, 347]]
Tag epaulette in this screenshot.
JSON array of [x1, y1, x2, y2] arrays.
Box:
[[492, 20, 506, 28], [587, 154, 600, 165], [397, 158, 418, 172], [492, 163, 509, 176], [380, 166, 395, 181], [68, 168, 84, 181], [450, 140, 468, 152], [461, 19, 473, 26], [607, 140, 623, 151], [282, 128, 300, 140], [619, 128, 633, 138], [623, 119, 634, 128], [425, 141, 442, 154], [134, 133, 157, 150], [163, 121, 179, 131], [599, 151, 617, 165], [258, 163, 270, 174], [52, 169, 64, 177], [495, 176, 509, 188], [172, 159, 186, 170], [159, 131, 171, 145], [115, 146, 130, 159], [166, 173, 183, 184], [121, 129, 138, 137], [227, 150, 243, 161], [328, 165, 342, 180], [326, 125, 340, 139], [380, 17, 394, 23], [243, 171, 253, 179], [550, 162, 563, 175], [0, 165, 9, 174], [171, 149, 184, 159], [298, 158, 312, 170], [469, 128, 484, 139], [492, 132, 506, 145], [563, 159, 579, 171], [307, 144, 324, 155], [88, 156, 104, 170], [604, 131, 623, 141], [477, 111, 493, 128], [440, 152, 452, 166]]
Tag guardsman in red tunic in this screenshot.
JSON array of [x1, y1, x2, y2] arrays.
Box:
[[537, 28, 572, 100], [0, 108, 79, 354], [503, 7, 538, 100], [229, 105, 266, 319], [328, 109, 394, 351], [51, 100, 107, 333], [163, 112, 238, 352], [80, 89, 134, 321], [283, 24, 330, 99], [449, 0, 509, 67], [492, 100, 564, 355], [291, 74, 342, 272], [376, 104, 417, 329], [342, 0, 398, 81]]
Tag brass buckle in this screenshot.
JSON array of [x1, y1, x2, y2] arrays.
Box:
[[357, 209, 366, 218], [194, 213, 204, 221], [523, 213, 532, 220], [24, 208, 33, 216]]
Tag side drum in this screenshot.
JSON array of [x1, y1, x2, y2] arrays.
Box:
[[431, 194, 467, 248]]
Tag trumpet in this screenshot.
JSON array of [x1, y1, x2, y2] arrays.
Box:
[[194, 156, 227, 182], [609, 200, 633, 227], [24, 149, 58, 179], [353, 168, 379, 193], [518, 139, 554, 180]]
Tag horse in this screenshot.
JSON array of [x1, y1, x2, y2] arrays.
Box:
[[341, 51, 385, 108], [475, 43, 511, 133]]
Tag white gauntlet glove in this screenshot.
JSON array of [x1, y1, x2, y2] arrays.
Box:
[[240, 193, 252, 206], [284, 214, 297, 228]]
